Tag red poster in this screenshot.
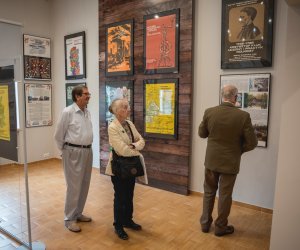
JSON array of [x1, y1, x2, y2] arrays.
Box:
[[145, 14, 177, 71]]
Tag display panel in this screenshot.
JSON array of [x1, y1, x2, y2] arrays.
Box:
[[220, 73, 271, 147]]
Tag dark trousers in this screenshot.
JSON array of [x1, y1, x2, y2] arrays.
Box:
[[200, 168, 237, 231], [111, 176, 136, 228]]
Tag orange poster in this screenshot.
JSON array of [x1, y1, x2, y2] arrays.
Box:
[[144, 9, 179, 73]]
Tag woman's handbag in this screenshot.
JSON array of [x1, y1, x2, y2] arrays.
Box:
[[111, 121, 144, 179], [111, 150, 144, 179]]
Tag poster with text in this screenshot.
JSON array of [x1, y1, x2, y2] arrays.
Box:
[[23, 34, 51, 80], [221, 0, 274, 69], [144, 79, 178, 139], [144, 9, 179, 74], [25, 83, 52, 127], [0, 85, 10, 141]]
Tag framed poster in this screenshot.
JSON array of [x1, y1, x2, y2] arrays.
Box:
[[64, 31, 86, 80], [144, 78, 178, 139], [220, 73, 271, 147], [0, 85, 10, 141], [105, 81, 134, 124], [221, 0, 274, 69], [105, 19, 134, 76], [25, 83, 52, 127], [23, 34, 51, 80], [144, 9, 180, 74], [65, 82, 86, 106]]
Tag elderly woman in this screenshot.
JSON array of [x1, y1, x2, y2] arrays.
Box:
[[106, 98, 147, 240]]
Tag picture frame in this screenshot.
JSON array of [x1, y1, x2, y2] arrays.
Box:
[[23, 34, 51, 80], [220, 73, 271, 147], [105, 19, 134, 76], [65, 82, 86, 107], [143, 9, 180, 74], [143, 78, 178, 139], [24, 83, 52, 128], [105, 81, 134, 124], [64, 31, 86, 80], [221, 0, 274, 69]]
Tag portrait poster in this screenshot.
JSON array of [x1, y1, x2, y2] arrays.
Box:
[[144, 9, 179, 74], [25, 83, 52, 127], [0, 85, 10, 141], [144, 79, 178, 139], [105, 81, 134, 124], [65, 82, 86, 107], [64, 31, 86, 80], [23, 34, 51, 80], [105, 20, 134, 76], [221, 0, 274, 69], [220, 73, 271, 147]]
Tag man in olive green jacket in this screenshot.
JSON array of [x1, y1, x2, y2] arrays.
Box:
[[199, 85, 257, 237]]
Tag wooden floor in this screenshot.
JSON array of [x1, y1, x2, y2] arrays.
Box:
[[0, 159, 272, 250]]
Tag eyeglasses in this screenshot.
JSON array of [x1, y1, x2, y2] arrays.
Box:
[[82, 92, 91, 96]]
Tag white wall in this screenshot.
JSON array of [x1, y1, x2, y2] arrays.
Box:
[[270, 2, 300, 249], [51, 0, 99, 168]]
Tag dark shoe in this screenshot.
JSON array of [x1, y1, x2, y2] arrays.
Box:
[[123, 221, 142, 231], [215, 225, 234, 237], [115, 227, 129, 240], [201, 224, 211, 233]]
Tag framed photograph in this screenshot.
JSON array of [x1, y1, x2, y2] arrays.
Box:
[[221, 0, 274, 69], [25, 83, 52, 128], [64, 31, 86, 80], [105, 81, 134, 124], [23, 34, 51, 80], [65, 82, 86, 107], [105, 19, 134, 76], [220, 73, 271, 147], [144, 78, 178, 139], [144, 9, 180, 74]]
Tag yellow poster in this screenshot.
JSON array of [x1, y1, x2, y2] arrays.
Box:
[[0, 85, 10, 141], [145, 83, 175, 135]]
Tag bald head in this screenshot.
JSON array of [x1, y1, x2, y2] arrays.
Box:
[[221, 85, 238, 103]]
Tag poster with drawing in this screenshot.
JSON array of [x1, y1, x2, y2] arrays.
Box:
[[220, 73, 271, 147]]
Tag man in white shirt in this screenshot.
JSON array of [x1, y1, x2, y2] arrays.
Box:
[[54, 86, 93, 232]]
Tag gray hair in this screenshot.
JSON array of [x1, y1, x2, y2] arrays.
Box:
[[221, 85, 238, 101], [108, 98, 123, 115]]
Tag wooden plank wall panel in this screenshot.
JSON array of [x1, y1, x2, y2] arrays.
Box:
[[99, 0, 194, 195]]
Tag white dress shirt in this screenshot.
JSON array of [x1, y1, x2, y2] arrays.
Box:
[[54, 103, 93, 151]]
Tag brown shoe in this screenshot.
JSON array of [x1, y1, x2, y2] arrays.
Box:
[[215, 225, 234, 237], [77, 215, 92, 222], [201, 224, 211, 233], [65, 221, 81, 232]]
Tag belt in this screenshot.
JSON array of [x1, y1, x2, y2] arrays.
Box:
[[65, 142, 91, 148]]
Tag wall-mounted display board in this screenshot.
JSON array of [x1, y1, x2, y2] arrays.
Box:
[[221, 0, 274, 69], [0, 65, 18, 161], [105, 81, 134, 124], [144, 79, 178, 139], [144, 9, 179, 74], [25, 83, 52, 127], [105, 20, 134, 76], [64, 31, 86, 80], [65, 82, 86, 107], [99, 0, 193, 195], [23, 34, 51, 80], [220, 73, 271, 147]]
